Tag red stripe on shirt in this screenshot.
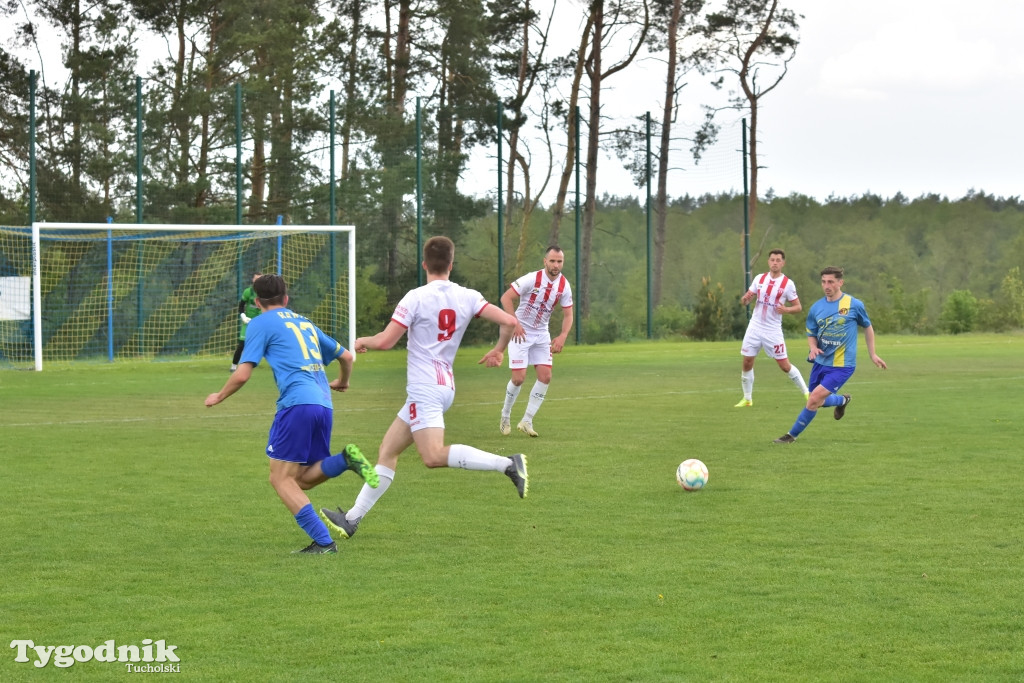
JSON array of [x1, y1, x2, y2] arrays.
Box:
[[525, 270, 543, 309], [773, 276, 789, 305]]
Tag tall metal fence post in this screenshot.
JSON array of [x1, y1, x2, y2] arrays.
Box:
[[29, 70, 38, 368], [742, 118, 750, 300], [106, 218, 114, 362], [329, 90, 337, 226], [646, 112, 653, 340], [136, 76, 144, 223], [574, 105, 582, 345], [235, 83, 243, 226], [416, 97, 424, 286], [235, 83, 243, 305], [136, 77, 145, 354], [329, 90, 338, 332], [29, 70, 36, 227], [497, 101, 504, 301]]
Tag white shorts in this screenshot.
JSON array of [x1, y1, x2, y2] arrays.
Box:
[[508, 330, 552, 370], [399, 383, 455, 432], [740, 325, 789, 360]]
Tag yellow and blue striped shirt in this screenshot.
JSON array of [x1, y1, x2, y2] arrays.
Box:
[[806, 294, 871, 368]]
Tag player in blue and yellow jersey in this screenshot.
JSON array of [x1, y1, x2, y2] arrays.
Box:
[[205, 274, 379, 554], [773, 266, 887, 444]]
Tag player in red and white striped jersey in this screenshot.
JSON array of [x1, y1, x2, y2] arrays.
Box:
[[498, 246, 574, 437], [735, 249, 809, 407]]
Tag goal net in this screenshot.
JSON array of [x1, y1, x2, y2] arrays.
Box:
[[0, 223, 355, 371]]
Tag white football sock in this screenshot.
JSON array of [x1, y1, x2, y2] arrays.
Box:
[[502, 380, 521, 419], [787, 366, 809, 394], [447, 444, 509, 472], [740, 370, 754, 400], [523, 380, 549, 422], [347, 464, 394, 522]]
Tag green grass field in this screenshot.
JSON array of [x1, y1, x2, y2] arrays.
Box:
[[2, 334, 1023, 681]]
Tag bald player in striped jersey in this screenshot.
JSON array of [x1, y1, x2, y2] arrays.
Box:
[[735, 249, 810, 407], [498, 246, 574, 438]]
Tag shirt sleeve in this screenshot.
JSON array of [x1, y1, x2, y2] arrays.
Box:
[[469, 289, 488, 317], [392, 291, 415, 328], [239, 318, 265, 365], [855, 299, 872, 328], [314, 325, 345, 363], [805, 306, 818, 338], [509, 273, 528, 296]]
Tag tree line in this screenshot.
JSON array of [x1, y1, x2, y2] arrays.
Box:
[[449, 190, 1024, 345], [0, 0, 800, 314], [3, 2, 1019, 341]]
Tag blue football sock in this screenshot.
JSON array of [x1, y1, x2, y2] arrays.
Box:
[[294, 503, 332, 545], [789, 408, 817, 437], [320, 453, 349, 478], [823, 393, 845, 407]]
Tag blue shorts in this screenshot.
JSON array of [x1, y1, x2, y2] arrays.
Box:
[[808, 364, 856, 395], [266, 404, 333, 465]]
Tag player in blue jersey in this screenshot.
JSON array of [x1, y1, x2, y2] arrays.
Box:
[[205, 274, 379, 554], [773, 266, 887, 444]]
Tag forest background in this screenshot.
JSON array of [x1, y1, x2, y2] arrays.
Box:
[[1, 0, 1021, 344]]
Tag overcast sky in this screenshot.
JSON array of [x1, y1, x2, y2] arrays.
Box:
[[9, 1, 1022, 203], [560, 0, 1024, 202], [757, 0, 1023, 201]]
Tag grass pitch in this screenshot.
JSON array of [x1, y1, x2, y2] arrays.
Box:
[[2, 334, 1023, 680]]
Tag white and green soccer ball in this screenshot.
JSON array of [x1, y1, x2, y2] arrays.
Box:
[[676, 458, 708, 491]]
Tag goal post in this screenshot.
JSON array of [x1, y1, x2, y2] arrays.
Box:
[[0, 223, 355, 371]]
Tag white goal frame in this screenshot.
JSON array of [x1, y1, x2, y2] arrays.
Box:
[[28, 222, 356, 371]]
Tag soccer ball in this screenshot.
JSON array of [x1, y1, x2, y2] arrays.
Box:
[[676, 459, 708, 491]]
